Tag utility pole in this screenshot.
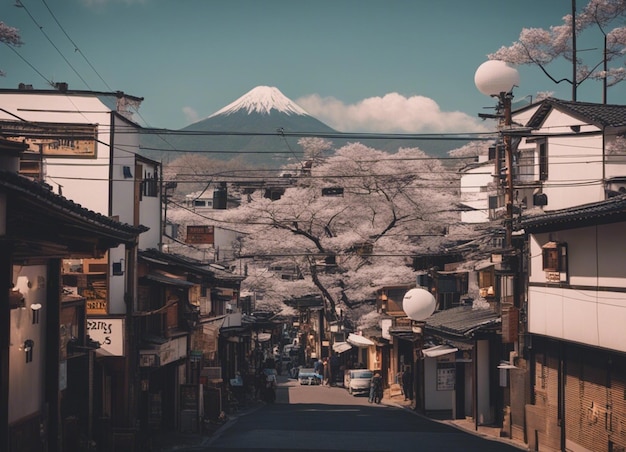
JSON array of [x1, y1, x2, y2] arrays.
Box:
[[502, 92, 514, 249], [474, 60, 520, 249], [572, 0, 577, 101]]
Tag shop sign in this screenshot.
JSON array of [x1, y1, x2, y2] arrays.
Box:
[[87, 317, 124, 356]]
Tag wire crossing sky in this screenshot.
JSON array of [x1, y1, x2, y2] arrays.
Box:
[[2, 0, 625, 133]]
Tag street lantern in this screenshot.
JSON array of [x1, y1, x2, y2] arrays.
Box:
[[474, 60, 520, 248], [474, 60, 520, 98], [402, 288, 436, 321]]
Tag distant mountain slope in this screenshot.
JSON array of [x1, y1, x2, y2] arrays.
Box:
[[139, 86, 468, 166]]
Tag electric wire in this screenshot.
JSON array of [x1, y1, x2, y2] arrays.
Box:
[[16, 0, 92, 89], [3, 44, 52, 86], [38, 0, 112, 92]]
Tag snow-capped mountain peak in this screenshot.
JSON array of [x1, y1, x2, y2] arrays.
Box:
[[209, 86, 309, 117]]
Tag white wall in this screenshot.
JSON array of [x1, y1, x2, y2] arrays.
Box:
[[424, 356, 454, 411], [516, 108, 605, 211], [9, 265, 47, 423], [0, 93, 116, 215], [108, 245, 127, 315], [460, 163, 493, 224], [528, 222, 626, 352]]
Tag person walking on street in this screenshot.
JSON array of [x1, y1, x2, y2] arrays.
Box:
[[401, 366, 413, 401], [323, 357, 331, 386], [368, 372, 383, 403]]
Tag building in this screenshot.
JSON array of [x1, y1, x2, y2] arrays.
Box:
[[0, 86, 162, 450], [1, 138, 144, 452], [521, 195, 626, 451], [504, 98, 626, 448]]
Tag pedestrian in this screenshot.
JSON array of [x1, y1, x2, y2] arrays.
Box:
[[317, 358, 324, 385], [323, 357, 331, 386], [264, 370, 277, 403], [402, 366, 413, 401], [368, 372, 383, 403], [314, 357, 322, 374]]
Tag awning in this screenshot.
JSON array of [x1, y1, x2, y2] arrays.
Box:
[[332, 341, 352, 354], [254, 332, 272, 342], [347, 333, 375, 348], [497, 360, 518, 369], [422, 344, 458, 358]]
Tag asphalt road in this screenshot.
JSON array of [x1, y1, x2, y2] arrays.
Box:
[[190, 376, 522, 452]]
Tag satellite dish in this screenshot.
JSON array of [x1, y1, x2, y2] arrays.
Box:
[[402, 288, 436, 321]]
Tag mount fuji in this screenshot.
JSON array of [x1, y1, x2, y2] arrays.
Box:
[[139, 86, 467, 166], [140, 86, 338, 166]]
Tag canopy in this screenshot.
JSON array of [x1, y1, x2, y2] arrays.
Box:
[[255, 332, 272, 342], [332, 341, 352, 354], [422, 344, 458, 358], [347, 333, 375, 348]]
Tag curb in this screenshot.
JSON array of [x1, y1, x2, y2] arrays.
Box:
[[381, 398, 528, 451]]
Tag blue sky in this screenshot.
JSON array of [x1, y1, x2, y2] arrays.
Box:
[[2, 0, 623, 133]]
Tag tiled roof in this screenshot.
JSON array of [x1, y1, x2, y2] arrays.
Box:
[[0, 169, 147, 239], [519, 193, 626, 232], [527, 98, 626, 129], [139, 248, 244, 282], [425, 305, 500, 339]]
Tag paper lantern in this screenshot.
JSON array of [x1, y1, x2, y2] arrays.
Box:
[[402, 288, 436, 321]]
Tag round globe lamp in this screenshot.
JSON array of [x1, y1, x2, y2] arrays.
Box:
[[474, 60, 520, 97], [402, 288, 436, 321]]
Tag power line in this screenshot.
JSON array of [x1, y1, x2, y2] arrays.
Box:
[[3, 44, 52, 86], [16, 0, 92, 89], [38, 0, 112, 91]]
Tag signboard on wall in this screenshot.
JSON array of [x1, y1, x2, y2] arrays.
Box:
[[84, 286, 108, 314], [1, 120, 98, 157], [87, 318, 125, 356], [436, 363, 456, 391], [186, 225, 214, 244]]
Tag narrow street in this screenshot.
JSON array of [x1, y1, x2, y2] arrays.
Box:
[[164, 375, 526, 452]]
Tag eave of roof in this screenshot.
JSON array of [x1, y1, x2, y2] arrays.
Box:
[[139, 248, 244, 283], [425, 305, 500, 339], [527, 98, 626, 129], [519, 194, 626, 233], [1, 170, 146, 248]]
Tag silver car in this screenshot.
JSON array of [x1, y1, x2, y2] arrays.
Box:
[[344, 369, 373, 395]]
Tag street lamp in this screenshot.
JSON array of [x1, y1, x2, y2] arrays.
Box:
[[474, 60, 520, 249]]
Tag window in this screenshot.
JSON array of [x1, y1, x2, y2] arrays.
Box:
[[478, 267, 496, 298], [517, 149, 535, 182], [142, 170, 158, 198]]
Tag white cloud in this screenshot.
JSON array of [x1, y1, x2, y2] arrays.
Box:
[[296, 92, 490, 134], [182, 106, 199, 124]]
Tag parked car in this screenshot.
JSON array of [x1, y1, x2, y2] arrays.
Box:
[[298, 368, 321, 385], [344, 369, 373, 395]]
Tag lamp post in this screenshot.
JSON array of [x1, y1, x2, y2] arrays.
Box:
[[474, 60, 521, 434], [474, 60, 520, 249], [402, 287, 436, 413]]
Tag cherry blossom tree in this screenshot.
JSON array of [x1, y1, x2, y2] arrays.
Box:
[[163, 153, 253, 197], [217, 143, 468, 326], [489, 0, 626, 102], [0, 21, 22, 76]]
